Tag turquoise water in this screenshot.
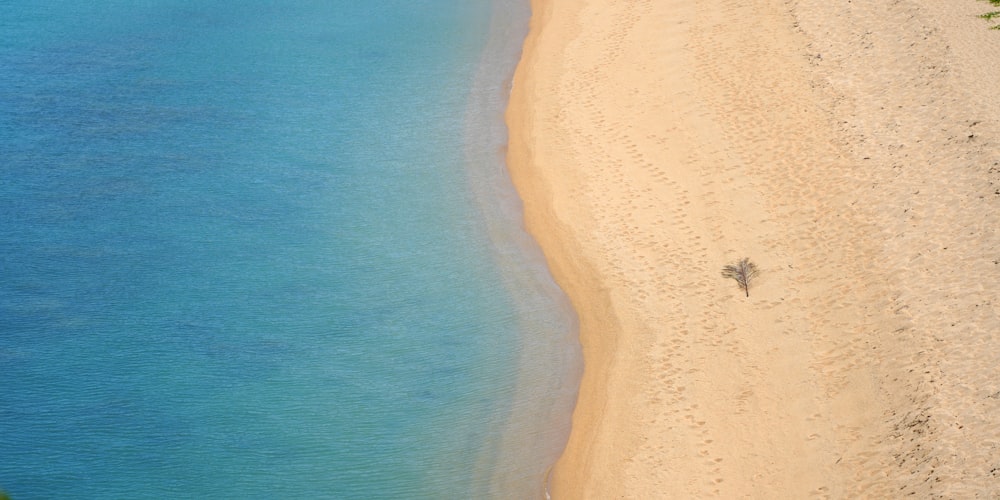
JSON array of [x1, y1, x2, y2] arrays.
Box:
[[0, 1, 580, 498]]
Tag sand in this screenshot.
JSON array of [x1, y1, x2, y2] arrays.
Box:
[[505, 0, 1000, 497]]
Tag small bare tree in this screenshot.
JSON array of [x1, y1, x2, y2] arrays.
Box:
[[722, 257, 760, 297]]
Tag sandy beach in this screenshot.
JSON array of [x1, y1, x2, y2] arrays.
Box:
[[506, 0, 1000, 497]]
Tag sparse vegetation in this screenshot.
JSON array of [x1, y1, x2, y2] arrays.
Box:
[[722, 257, 760, 298], [979, 0, 1000, 29]]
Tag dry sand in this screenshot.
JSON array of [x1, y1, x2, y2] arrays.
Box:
[[505, 0, 1000, 497]]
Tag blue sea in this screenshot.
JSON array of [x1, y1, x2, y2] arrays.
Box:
[[0, 1, 580, 498]]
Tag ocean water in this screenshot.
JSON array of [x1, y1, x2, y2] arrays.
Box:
[[0, 1, 580, 498]]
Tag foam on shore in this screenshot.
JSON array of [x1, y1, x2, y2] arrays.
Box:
[[506, 0, 1000, 496]]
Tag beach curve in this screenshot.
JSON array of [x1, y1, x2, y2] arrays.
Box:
[[507, 0, 1000, 497]]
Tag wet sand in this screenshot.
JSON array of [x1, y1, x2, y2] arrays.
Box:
[[506, 0, 1000, 497]]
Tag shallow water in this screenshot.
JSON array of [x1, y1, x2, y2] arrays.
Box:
[[0, 1, 579, 498]]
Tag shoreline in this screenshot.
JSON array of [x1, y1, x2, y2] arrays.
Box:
[[459, 0, 581, 496], [507, 0, 1000, 496]]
